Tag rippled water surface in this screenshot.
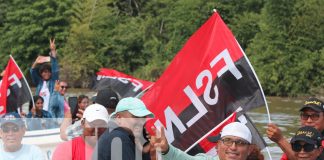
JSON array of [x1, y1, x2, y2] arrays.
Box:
[[248, 97, 309, 160]]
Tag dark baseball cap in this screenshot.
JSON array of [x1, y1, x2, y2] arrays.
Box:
[[290, 126, 322, 146], [0, 112, 25, 127], [95, 88, 119, 109], [300, 97, 324, 112]]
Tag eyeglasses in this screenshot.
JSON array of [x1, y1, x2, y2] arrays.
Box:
[[1, 125, 20, 133], [292, 142, 317, 152], [300, 113, 320, 121], [60, 86, 68, 89], [220, 138, 250, 147]]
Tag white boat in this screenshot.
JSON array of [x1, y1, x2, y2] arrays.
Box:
[[23, 128, 63, 160]]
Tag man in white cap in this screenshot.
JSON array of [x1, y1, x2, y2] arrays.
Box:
[[52, 104, 109, 160], [60, 88, 119, 141], [152, 122, 253, 160]]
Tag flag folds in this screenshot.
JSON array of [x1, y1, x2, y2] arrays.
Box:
[[141, 12, 266, 153], [0, 56, 33, 115], [94, 68, 154, 98]]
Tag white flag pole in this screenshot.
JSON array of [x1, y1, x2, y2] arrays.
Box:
[[9, 55, 35, 114]]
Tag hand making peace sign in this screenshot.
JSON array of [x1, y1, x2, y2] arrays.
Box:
[[50, 38, 57, 58]]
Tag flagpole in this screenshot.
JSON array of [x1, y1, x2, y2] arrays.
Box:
[[234, 40, 273, 160], [235, 40, 271, 123], [184, 110, 237, 153], [135, 83, 154, 98], [213, 8, 271, 123], [265, 147, 273, 160], [9, 55, 35, 114]]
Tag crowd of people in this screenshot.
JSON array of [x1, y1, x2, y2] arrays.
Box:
[[0, 39, 323, 160], [2, 96, 323, 160]]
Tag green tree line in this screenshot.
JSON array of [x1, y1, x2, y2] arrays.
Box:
[[0, 0, 323, 96]]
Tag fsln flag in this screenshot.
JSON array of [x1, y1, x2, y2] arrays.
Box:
[[0, 56, 33, 115], [141, 11, 266, 152], [94, 68, 154, 98]]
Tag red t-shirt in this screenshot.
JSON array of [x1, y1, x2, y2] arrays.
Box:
[[52, 136, 93, 160], [281, 153, 288, 160]]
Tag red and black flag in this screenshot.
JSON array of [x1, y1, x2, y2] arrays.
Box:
[[141, 11, 268, 154], [0, 56, 33, 115], [94, 68, 154, 98]]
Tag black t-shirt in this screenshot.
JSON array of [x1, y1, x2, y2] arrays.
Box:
[[93, 122, 151, 160]]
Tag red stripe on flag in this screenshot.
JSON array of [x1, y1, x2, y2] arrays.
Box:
[[141, 11, 265, 152], [0, 57, 24, 114], [142, 12, 244, 125], [97, 68, 153, 89]]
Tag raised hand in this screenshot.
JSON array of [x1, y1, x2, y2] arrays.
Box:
[[267, 123, 284, 143], [20, 111, 27, 118], [152, 126, 169, 154], [49, 38, 57, 57], [32, 56, 49, 68], [31, 106, 36, 117], [36, 56, 50, 64], [54, 80, 60, 92], [76, 108, 84, 120]]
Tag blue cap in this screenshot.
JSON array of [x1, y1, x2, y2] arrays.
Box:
[[110, 97, 154, 118], [1, 112, 25, 127]]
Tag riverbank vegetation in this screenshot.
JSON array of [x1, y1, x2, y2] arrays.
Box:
[[0, 0, 323, 96]]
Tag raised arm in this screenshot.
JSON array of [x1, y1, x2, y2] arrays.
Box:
[[49, 38, 59, 81], [267, 123, 296, 160], [48, 81, 64, 118], [59, 108, 72, 141], [30, 56, 49, 85], [152, 127, 207, 160]]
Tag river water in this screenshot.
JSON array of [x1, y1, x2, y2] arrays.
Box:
[[38, 89, 319, 159], [248, 96, 308, 160]]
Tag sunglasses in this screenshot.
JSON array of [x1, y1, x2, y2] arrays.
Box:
[[60, 86, 68, 89], [220, 138, 250, 147], [292, 142, 317, 152], [1, 125, 20, 133], [300, 113, 320, 121]]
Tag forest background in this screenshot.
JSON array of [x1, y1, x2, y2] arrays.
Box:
[[0, 0, 323, 97]]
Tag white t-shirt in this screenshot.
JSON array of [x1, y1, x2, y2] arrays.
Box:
[[39, 81, 50, 111], [0, 144, 44, 160]]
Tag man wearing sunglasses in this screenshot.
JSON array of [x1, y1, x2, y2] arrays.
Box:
[[0, 112, 44, 160], [290, 126, 323, 160], [152, 122, 253, 160], [267, 97, 324, 160]]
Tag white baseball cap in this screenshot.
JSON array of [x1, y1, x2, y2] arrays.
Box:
[[82, 104, 109, 124], [221, 122, 252, 143], [208, 122, 252, 143]]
